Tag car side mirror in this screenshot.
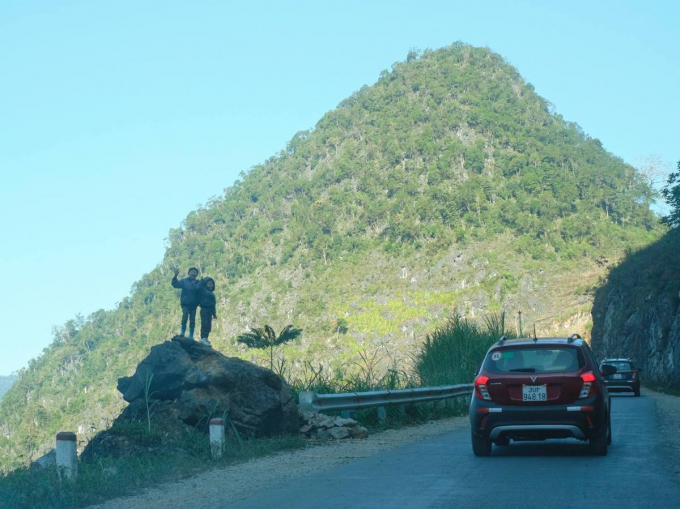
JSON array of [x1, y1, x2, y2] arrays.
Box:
[[601, 365, 617, 376]]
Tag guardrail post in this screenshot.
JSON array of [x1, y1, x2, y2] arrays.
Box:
[[377, 406, 387, 424], [341, 410, 351, 419], [56, 432, 77, 481], [299, 391, 316, 413], [398, 405, 407, 418], [210, 418, 225, 459]]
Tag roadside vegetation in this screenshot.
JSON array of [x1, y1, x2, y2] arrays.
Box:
[[1, 427, 304, 509]]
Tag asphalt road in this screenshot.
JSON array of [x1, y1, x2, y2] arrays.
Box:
[[225, 393, 680, 509]]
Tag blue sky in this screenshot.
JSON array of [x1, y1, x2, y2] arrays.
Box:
[[0, 0, 678, 375]]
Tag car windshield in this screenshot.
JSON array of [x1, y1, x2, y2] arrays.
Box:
[[603, 361, 632, 372], [484, 347, 585, 374]]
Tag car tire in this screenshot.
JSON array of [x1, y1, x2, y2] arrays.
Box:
[[471, 432, 492, 456], [607, 417, 612, 445], [634, 386, 640, 397], [589, 430, 608, 456]]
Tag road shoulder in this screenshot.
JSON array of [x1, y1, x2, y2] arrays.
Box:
[[86, 416, 468, 509], [644, 387, 680, 483]]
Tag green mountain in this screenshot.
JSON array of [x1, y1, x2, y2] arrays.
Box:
[[0, 43, 661, 470], [0, 376, 16, 402]]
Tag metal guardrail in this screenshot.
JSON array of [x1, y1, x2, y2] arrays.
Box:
[[299, 384, 474, 414]]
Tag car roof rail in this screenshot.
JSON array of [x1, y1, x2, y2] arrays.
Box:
[[498, 335, 507, 344], [567, 333, 582, 343]]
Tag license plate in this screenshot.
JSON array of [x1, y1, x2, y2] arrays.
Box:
[[612, 374, 623, 379], [523, 385, 547, 402]]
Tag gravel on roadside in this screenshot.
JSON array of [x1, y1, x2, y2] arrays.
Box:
[[86, 416, 468, 509], [644, 388, 680, 482]]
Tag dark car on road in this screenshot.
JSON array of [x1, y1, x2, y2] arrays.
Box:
[[470, 334, 615, 456], [600, 358, 641, 397]]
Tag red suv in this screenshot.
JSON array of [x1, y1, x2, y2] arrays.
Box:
[[470, 334, 615, 456]]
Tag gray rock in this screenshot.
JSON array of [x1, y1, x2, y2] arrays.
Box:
[[317, 417, 336, 429], [117, 337, 298, 436], [328, 427, 350, 439], [334, 417, 358, 427], [350, 426, 369, 439], [31, 449, 55, 470]]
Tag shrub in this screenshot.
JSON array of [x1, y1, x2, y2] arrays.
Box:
[[415, 313, 512, 386]]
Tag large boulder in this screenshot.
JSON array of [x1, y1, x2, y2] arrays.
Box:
[[85, 336, 298, 461], [84, 337, 299, 460]]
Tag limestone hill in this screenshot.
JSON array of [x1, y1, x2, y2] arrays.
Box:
[[0, 43, 661, 470]]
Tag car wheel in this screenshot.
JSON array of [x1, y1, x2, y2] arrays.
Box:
[[634, 386, 640, 397], [589, 430, 608, 456], [471, 432, 492, 456]]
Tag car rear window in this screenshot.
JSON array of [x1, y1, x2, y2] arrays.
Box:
[[602, 361, 632, 372], [484, 347, 585, 374]]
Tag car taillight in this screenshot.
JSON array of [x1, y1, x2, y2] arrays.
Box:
[[474, 375, 492, 401], [579, 372, 596, 398]]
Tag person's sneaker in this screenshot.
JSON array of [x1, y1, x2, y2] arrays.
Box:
[[200, 337, 211, 346]]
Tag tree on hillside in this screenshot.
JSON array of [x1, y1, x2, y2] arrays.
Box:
[[661, 161, 680, 228], [237, 325, 302, 372]]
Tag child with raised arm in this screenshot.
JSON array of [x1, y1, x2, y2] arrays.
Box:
[[171, 267, 200, 339]]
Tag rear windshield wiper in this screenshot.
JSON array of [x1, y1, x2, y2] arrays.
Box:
[[508, 368, 536, 372]]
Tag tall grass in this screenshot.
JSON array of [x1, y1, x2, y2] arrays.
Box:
[[287, 347, 414, 399], [415, 313, 512, 386], [288, 313, 512, 427]]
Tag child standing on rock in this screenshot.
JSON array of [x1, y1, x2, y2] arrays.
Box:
[[171, 267, 201, 339], [198, 277, 217, 346]]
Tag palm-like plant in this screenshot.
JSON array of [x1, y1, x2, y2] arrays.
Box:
[[236, 325, 302, 372]]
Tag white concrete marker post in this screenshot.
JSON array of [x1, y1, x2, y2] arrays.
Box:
[[56, 432, 78, 481], [209, 418, 225, 459]]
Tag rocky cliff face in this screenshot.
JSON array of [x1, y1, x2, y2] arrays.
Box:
[[591, 230, 680, 388]]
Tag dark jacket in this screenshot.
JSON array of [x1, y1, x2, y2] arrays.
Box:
[[197, 278, 216, 311], [171, 276, 200, 307]]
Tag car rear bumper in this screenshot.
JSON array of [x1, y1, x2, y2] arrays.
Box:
[[470, 394, 604, 441], [489, 425, 585, 440], [604, 380, 638, 392]]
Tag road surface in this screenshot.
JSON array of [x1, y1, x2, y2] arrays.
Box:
[[226, 393, 679, 509]]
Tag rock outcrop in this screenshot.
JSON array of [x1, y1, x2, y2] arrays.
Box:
[[83, 337, 299, 459], [591, 230, 680, 388]]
